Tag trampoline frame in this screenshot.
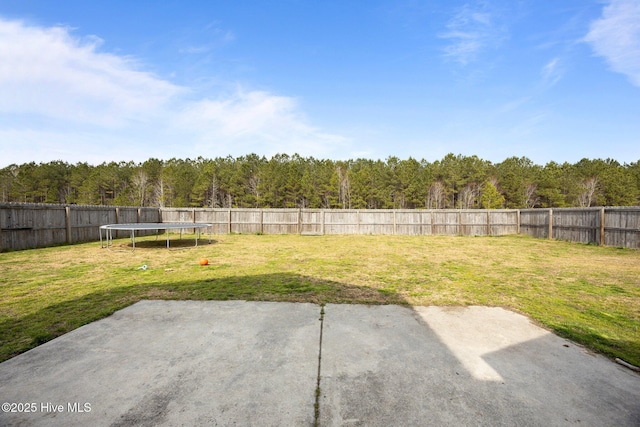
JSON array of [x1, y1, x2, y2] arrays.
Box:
[[100, 223, 213, 251]]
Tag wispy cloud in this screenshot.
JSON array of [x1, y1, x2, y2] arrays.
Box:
[[439, 2, 507, 66], [0, 18, 349, 165], [497, 96, 531, 114], [178, 22, 235, 55], [541, 57, 564, 88], [584, 0, 640, 87]]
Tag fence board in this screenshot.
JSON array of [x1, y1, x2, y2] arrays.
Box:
[[0, 204, 66, 250], [604, 207, 640, 249], [396, 210, 424, 236], [552, 208, 599, 244], [324, 210, 359, 235], [432, 211, 460, 235], [489, 210, 519, 235], [358, 210, 394, 235], [70, 206, 116, 242], [300, 210, 323, 235], [520, 210, 549, 239], [460, 211, 487, 236], [231, 209, 262, 234]]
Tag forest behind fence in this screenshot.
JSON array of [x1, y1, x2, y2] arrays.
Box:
[[3, 155, 639, 211], [1, 203, 639, 251]]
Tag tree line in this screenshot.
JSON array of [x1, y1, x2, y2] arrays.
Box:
[[1, 154, 639, 209]]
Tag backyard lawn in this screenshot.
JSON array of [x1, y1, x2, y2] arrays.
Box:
[[1, 234, 639, 367]]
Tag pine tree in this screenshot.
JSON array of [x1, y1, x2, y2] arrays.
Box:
[[480, 181, 505, 209]]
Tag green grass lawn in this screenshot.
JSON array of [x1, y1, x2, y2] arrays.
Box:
[[1, 233, 639, 367]]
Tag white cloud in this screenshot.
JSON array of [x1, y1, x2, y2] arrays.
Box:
[[0, 19, 183, 127], [0, 18, 349, 166], [439, 2, 507, 65], [584, 0, 640, 87], [177, 89, 349, 158]]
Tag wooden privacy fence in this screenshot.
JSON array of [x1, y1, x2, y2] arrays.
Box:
[[0, 203, 160, 251], [160, 208, 519, 237], [519, 207, 640, 249], [1, 204, 639, 251]]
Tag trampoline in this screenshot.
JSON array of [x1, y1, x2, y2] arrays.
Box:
[[100, 223, 213, 251]]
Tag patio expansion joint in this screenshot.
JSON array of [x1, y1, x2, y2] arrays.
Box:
[[313, 303, 325, 427]]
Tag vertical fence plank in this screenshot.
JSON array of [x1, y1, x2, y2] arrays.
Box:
[[260, 210, 264, 234], [393, 210, 397, 235], [431, 211, 435, 235], [65, 206, 72, 244], [600, 207, 605, 246], [486, 211, 491, 236]]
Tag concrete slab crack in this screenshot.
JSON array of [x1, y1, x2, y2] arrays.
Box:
[[314, 304, 325, 427]]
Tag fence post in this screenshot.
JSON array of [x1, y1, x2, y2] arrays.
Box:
[[487, 211, 491, 236], [516, 210, 521, 235], [260, 209, 264, 234], [600, 207, 605, 246], [65, 206, 72, 244], [298, 208, 302, 234], [321, 210, 325, 235], [431, 210, 435, 235], [228, 209, 231, 234], [393, 210, 397, 235], [548, 209, 553, 240]]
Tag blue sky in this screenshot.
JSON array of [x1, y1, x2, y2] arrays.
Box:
[[0, 0, 639, 168]]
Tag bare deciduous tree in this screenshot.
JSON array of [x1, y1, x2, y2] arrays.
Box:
[[457, 182, 481, 209], [153, 177, 166, 208], [524, 183, 539, 208], [337, 165, 351, 209], [247, 174, 260, 208], [427, 181, 446, 209], [577, 177, 598, 207], [131, 169, 149, 207]]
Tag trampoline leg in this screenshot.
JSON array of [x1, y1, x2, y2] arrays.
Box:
[[105, 229, 113, 251]]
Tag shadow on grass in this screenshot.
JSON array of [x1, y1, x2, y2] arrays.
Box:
[[0, 272, 407, 363], [107, 238, 219, 250], [2, 271, 638, 369]]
